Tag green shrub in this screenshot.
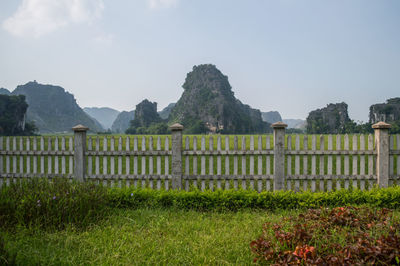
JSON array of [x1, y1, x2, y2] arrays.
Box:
[[107, 186, 400, 211], [0, 178, 108, 230]]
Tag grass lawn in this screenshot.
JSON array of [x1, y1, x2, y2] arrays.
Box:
[[1, 207, 296, 265]]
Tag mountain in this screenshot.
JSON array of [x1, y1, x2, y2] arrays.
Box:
[[261, 111, 282, 124], [126, 99, 168, 134], [158, 103, 176, 119], [12, 81, 103, 133], [283, 119, 306, 129], [111, 110, 135, 133], [306, 102, 351, 134], [0, 88, 11, 95], [369, 97, 400, 124], [0, 94, 27, 135], [168, 64, 270, 133], [83, 107, 120, 130]]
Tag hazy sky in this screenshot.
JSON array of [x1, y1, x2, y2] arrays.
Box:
[[1, 0, 399, 121]]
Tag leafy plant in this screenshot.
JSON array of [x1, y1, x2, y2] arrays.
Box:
[[250, 206, 400, 265]]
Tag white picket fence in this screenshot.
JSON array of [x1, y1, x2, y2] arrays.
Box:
[[0, 122, 398, 191]]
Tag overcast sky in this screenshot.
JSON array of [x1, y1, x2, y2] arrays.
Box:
[[0, 0, 399, 121]]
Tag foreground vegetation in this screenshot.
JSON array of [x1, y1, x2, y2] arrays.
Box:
[[1, 179, 400, 265]]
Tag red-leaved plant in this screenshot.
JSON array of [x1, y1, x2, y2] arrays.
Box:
[[250, 206, 400, 265]]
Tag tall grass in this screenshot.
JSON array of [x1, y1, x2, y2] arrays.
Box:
[[0, 178, 108, 230]]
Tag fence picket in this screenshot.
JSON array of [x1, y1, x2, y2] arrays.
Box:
[[319, 135, 324, 191], [164, 137, 169, 190], [201, 136, 206, 191], [157, 136, 162, 190], [397, 135, 400, 184], [47, 137, 52, 175], [61, 137, 65, 175], [103, 137, 108, 186], [118, 136, 122, 187], [134, 137, 138, 188], [389, 135, 394, 186], [249, 135, 254, 190], [126, 137, 130, 186], [327, 135, 333, 191], [336, 135, 342, 190], [225, 136, 230, 190], [266, 135, 271, 191], [185, 136, 190, 191], [368, 134, 374, 189], [311, 135, 316, 192], [303, 135, 308, 191], [352, 135, 358, 189], [234, 136, 238, 190], [40, 137, 44, 174], [295, 135, 300, 192], [209, 136, 214, 190], [55, 137, 59, 175], [193, 136, 198, 189], [88, 137, 92, 176], [257, 135, 263, 192], [286, 135, 292, 190], [149, 137, 154, 189], [360, 135, 365, 190], [344, 134, 350, 189], [141, 136, 146, 188], [217, 136, 222, 190], [26, 137, 30, 175], [19, 138, 24, 175], [0, 137, 2, 186], [241, 136, 246, 190], [69, 137, 73, 175], [110, 137, 116, 186]]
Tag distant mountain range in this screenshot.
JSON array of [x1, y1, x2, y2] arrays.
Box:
[[83, 107, 120, 130], [4, 81, 103, 133]]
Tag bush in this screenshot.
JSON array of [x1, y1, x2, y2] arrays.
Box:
[[106, 186, 400, 211], [0, 178, 108, 230], [250, 206, 400, 265]]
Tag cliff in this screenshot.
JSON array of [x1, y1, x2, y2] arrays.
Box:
[[12, 81, 103, 133], [168, 64, 270, 133]]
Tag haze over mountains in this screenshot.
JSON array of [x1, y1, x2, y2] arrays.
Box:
[[3, 64, 399, 135], [83, 107, 120, 130]]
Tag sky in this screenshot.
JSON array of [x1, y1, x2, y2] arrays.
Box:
[[0, 0, 399, 122]]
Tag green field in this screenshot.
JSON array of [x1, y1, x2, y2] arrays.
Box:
[[1, 207, 290, 265]]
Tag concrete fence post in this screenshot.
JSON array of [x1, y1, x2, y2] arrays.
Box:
[[372, 121, 391, 188], [272, 121, 287, 191], [72, 124, 89, 182], [170, 123, 184, 190]]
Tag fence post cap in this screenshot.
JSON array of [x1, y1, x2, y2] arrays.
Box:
[[372, 121, 391, 129], [271, 121, 288, 129], [72, 124, 89, 132], [170, 123, 184, 131]]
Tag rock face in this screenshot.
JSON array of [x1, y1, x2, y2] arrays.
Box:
[[0, 95, 27, 135], [158, 103, 176, 119], [306, 102, 351, 134], [0, 88, 11, 95], [169, 64, 270, 133], [261, 111, 282, 124], [12, 81, 103, 133], [132, 99, 162, 128], [111, 110, 135, 133], [83, 107, 120, 130], [369, 98, 400, 124]]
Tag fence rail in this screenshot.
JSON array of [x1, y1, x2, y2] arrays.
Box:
[[0, 122, 398, 191]]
